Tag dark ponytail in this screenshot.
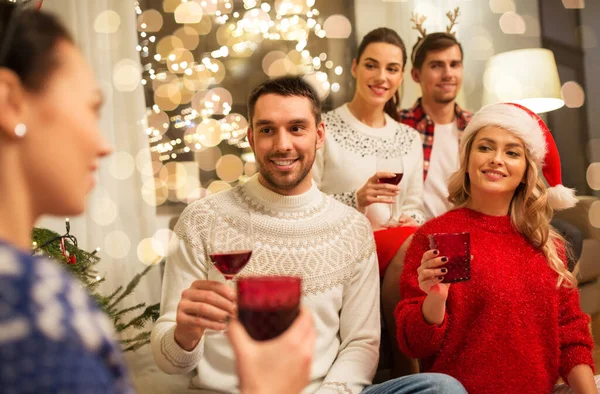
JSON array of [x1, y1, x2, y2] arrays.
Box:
[[0, 1, 72, 91]]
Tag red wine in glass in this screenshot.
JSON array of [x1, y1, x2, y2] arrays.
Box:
[[209, 250, 252, 280], [378, 173, 404, 185], [238, 304, 299, 341], [237, 276, 301, 341]]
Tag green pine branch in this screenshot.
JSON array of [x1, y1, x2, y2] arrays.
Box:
[[32, 226, 161, 352]]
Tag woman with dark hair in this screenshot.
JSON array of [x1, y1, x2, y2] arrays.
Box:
[[313, 27, 424, 277], [0, 1, 137, 392], [312, 27, 425, 377]]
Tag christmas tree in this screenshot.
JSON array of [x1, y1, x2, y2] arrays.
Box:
[[32, 219, 160, 352]]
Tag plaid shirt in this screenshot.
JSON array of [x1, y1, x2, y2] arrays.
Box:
[[399, 98, 472, 180]]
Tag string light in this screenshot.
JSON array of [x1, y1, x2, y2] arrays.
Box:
[[136, 0, 345, 162]]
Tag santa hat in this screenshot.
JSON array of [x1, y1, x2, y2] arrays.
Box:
[[461, 102, 577, 210]]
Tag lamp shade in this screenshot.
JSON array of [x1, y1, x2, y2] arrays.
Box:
[[482, 48, 564, 114]]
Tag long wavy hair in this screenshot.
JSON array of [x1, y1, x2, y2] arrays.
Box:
[[447, 127, 576, 288]]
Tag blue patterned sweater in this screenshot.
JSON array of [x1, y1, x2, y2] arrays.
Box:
[[0, 240, 134, 393]]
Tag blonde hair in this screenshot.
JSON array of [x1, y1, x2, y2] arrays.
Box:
[[447, 127, 577, 288]]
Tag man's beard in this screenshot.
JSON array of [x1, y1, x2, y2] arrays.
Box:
[[256, 152, 315, 192], [434, 93, 457, 105]]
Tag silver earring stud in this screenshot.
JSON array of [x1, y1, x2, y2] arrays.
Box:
[[14, 123, 27, 138]]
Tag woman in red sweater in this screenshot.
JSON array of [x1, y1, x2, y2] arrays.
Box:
[[395, 102, 599, 393]]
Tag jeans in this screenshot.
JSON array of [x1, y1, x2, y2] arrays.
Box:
[[361, 373, 467, 394]]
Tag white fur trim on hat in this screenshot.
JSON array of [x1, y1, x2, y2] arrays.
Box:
[[461, 103, 547, 164], [547, 184, 577, 210]]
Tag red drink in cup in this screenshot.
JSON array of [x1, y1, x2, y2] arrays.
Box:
[[209, 250, 252, 280], [237, 276, 301, 341], [378, 173, 404, 185], [428, 232, 470, 283]]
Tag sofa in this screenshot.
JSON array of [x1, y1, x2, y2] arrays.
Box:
[[555, 195, 600, 316]]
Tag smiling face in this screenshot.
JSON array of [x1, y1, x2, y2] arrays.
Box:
[[411, 44, 463, 104], [467, 126, 527, 201], [248, 93, 325, 196], [20, 41, 111, 216], [351, 42, 404, 108]]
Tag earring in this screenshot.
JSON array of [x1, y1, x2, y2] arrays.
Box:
[[14, 123, 27, 138]]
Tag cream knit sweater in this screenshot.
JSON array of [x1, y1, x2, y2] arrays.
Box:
[[313, 104, 425, 226], [151, 175, 380, 393]]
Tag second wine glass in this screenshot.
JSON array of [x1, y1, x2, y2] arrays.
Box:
[[208, 209, 254, 282], [376, 152, 404, 227]]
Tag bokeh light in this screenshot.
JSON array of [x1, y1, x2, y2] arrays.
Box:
[[489, 0, 516, 13], [90, 190, 118, 226], [152, 229, 179, 258], [187, 15, 213, 35], [262, 51, 287, 75], [586, 163, 600, 190], [137, 238, 163, 265], [588, 200, 600, 228], [109, 151, 135, 180], [147, 110, 170, 135], [207, 180, 232, 194], [141, 177, 168, 206], [468, 29, 495, 61], [94, 10, 121, 34], [216, 154, 244, 182], [562, 0, 585, 9], [103, 231, 131, 260], [561, 81, 585, 108], [196, 118, 224, 147], [174, 1, 204, 24], [323, 14, 352, 39], [204, 87, 233, 115], [174, 26, 201, 50], [113, 59, 142, 92], [156, 35, 185, 60], [244, 161, 257, 177], [163, 0, 182, 13], [499, 12, 526, 35], [137, 9, 163, 32]]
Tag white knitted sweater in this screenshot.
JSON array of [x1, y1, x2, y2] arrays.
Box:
[[150, 175, 380, 393], [313, 104, 425, 226]]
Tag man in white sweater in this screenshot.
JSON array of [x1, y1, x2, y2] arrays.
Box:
[[150, 76, 465, 394]]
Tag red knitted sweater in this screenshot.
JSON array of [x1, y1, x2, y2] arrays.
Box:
[[395, 208, 595, 394]]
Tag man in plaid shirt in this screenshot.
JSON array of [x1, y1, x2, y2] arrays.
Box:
[[399, 32, 471, 220]]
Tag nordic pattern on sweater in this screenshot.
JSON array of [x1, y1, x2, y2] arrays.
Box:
[[0, 242, 134, 394], [151, 175, 381, 393], [313, 104, 425, 226], [324, 110, 416, 159]]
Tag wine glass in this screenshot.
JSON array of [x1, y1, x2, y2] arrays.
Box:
[[208, 209, 254, 282], [237, 276, 301, 341], [376, 152, 404, 227]]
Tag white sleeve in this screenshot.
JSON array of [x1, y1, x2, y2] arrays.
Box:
[[313, 137, 360, 209], [399, 130, 425, 224], [150, 232, 207, 375], [316, 250, 381, 393], [312, 136, 326, 189]]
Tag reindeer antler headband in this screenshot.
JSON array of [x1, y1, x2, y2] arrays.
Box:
[[410, 7, 460, 63]]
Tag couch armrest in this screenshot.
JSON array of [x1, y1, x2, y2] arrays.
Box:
[[554, 196, 600, 283]]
